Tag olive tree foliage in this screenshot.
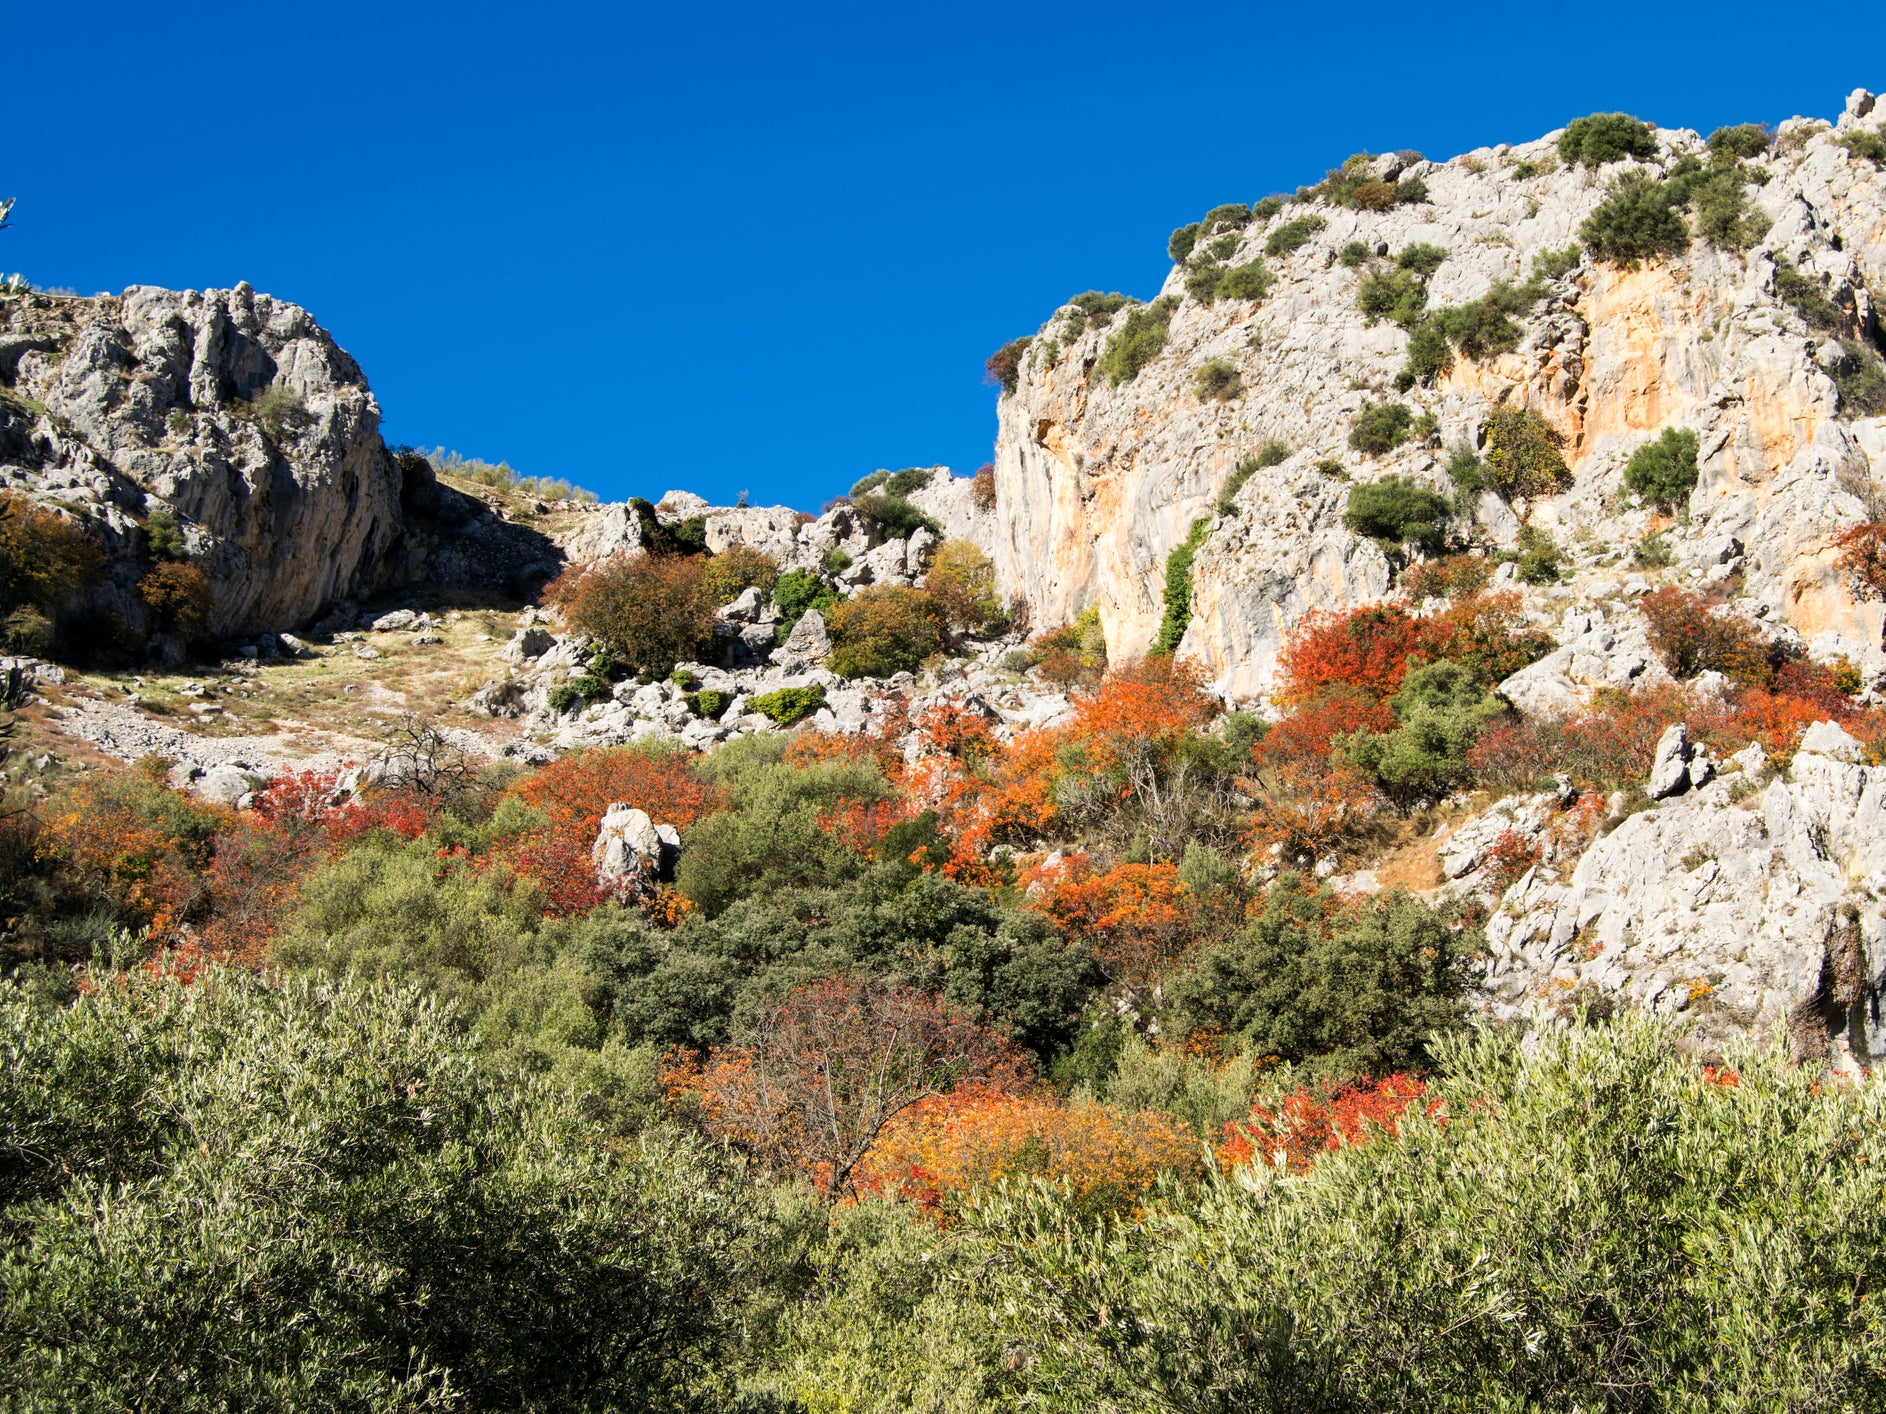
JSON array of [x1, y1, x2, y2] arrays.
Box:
[[0, 965, 783, 1412], [968, 1017, 1886, 1412]]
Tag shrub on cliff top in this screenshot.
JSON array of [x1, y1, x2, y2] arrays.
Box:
[[1265, 215, 1326, 257], [1557, 112, 1657, 167], [984, 338, 1032, 395], [1098, 298, 1178, 385]]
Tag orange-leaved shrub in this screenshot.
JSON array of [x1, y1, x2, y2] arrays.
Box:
[[860, 1086, 1200, 1219], [1024, 854, 1241, 988], [137, 561, 214, 640], [1639, 587, 1775, 685], [1219, 1072, 1435, 1173], [1245, 687, 1395, 860], [1277, 592, 1546, 705]]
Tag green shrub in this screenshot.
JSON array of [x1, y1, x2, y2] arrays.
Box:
[[1397, 321, 1453, 388], [823, 548, 852, 575], [1395, 177, 1429, 205], [924, 539, 1005, 632], [1204, 233, 1240, 260], [1624, 426, 1700, 507], [1843, 128, 1886, 166], [1433, 298, 1524, 361], [549, 673, 608, 714], [1164, 880, 1466, 1080], [1348, 402, 1415, 456], [1832, 340, 1886, 416], [885, 468, 931, 497], [1666, 156, 1770, 251], [1216, 444, 1287, 515], [688, 688, 732, 720], [849, 470, 889, 496], [1580, 172, 1690, 267], [1533, 244, 1583, 280], [1193, 360, 1242, 402], [1772, 257, 1844, 330], [1098, 298, 1177, 384], [3, 605, 51, 655], [773, 567, 839, 630], [1264, 215, 1326, 256], [242, 384, 310, 444], [1444, 445, 1491, 514], [1509, 158, 1542, 179], [1151, 517, 1212, 655], [1252, 196, 1286, 221], [1482, 407, 1572, 499], [702, 543, 780, 605], [851, 492, 940, 540], [1071, 291, 1129, 321], [747, 684, 827, 726], [1395, 242, 1447, 277], [1344, 476, 1450, 555], [1214, 258, 1273, 302], [971, 1016, 1886, 1412], [1709, 122, 1771, 159], [1557, 111, 1657, 167], [1201, 203, 1251, 233], [1338, 240, 1372, 268], [1342, 659, 1503, 807], [1357, 268, 1427, 326], [0, 964, 774, 1410], [1634, 531, 1675, 567], [1515, 524, 1564, 583], [826, 585, 946, 678], [143, 508, 185, 562], [1167, 223, 1201, 263]]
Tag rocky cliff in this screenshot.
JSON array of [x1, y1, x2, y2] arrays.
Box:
[[990, 88, 1886, 703]]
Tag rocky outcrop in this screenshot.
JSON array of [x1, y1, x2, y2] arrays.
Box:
[[989, 90, 1886, 702], [1479, 724, 1886, 1070]]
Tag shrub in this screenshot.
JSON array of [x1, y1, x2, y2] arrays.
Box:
[[1675, 161, 1770, 251], [923, 540, 1004, 632], [851, 492, 940, 541], [1401, 554, 1490, 601], [1193, 360, 1242, 402], [701, 543, 780, 605], [543, 551, 716, 678], [0, 492, 104, 626], [1201, 202, 1251, 233], [1395, 242, 1447, 277], [1398, 321, 1453, 387], [1838, 522, 1886, 599], [1514, 525, 1563, 584], [137, 560, 213, 639], [827, 585, 946, 678], [142, 508, 185, 561], [1634, 530, 1675, 567], [1533, 244, 1583, 280], [1216, 443, 1287, 515], [1434, 298, 1524, 361], [983, 337, 1031, 394], [0, 964, 769, 1409], [1357, 268, 1427, 326], [1189, 257, 1272, 305], [1831, 341, 1886, 416], [1772, 256, 1846, 332], [971, 1017, 1886, 1412], [1444, 444, 1490, 513], [970, 462, 996, 511], [241, 384, 311, 444], [1098, 298, 1177, 384], [1394, 177, 1429, 205], [1338, 240, 1372, 268], [1348, 401, 1415, 456], [1581, 172, 1689, 267], [773, 567, 839, 631], [1843, 128, 1886, 166], [850, 470, 890, 496], [748, 684, 828, 725], [1341, 659, 1504, 807], [887, 467, 933, 497], [1265, 215, 1326, 256], [1709, 122, 1771, 159], [1344, 477, 1450, 556], [1641, 587, 1774, 685], [3, 605, 51, 655], [1168, 223, 1201, 262], [1623, 426, 1700, 507], [1481, 407, 1571, 499], [1151, 518, 1212, 655], [1164, 880, 1466, 1082], [1557, 111, 1657, 167]]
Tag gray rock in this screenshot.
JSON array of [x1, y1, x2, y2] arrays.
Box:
[[371, 609, 419, 632], [500, 626, 555, 662], [1798, 719, 1864, 762], [781, 608, 831, 662], [1647, 723, 1695, 799], [592, 803, 681, 894], [193, 763, 268, 806]]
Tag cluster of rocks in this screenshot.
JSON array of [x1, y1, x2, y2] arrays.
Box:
[[1473, 721, 1885, 1070]]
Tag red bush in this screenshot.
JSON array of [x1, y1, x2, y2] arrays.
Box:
[[1640, 587, 1773, 685], [1220, 1073, 1435, 1172]]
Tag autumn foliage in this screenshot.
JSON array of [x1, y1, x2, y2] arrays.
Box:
[[1219, 1072, 1435, 1173], [1277, 592, 1547, 704]]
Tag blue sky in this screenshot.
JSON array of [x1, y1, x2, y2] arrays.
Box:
[[8, 3, 1872, 509]]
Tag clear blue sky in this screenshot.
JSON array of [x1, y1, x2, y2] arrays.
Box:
[[8, 3, 1872, 510]]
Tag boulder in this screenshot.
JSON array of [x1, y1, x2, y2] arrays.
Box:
[[592, 804, 680, 894], [194, 763, 268, 806]]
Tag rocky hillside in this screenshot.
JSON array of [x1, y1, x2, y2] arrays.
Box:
[[988, 88, 1886, 704]]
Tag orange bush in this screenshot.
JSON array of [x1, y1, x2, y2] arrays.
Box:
[[507, 745, 722, 836], [1245, 688, 1393, 859], [1835, 520, 1886, 600], [1025, 856, 1237, 987], [1220, 1072, 1435, 1173], [1640, 587, 1774, 686], [860, 1086, 1200, 1219], [543, 551, 716, 678], [1277, 593, 1548, 705], [137, 560, 213, 639]]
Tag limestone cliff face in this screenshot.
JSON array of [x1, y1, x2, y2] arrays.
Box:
[[0, 283, 409, 637], [992, 88, 1886, 703]]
